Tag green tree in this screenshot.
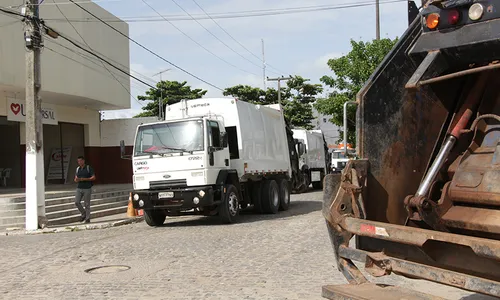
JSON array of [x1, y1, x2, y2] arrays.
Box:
[[223, 76, 322, 129], [135, 80, 207, 117], [314, 38, 398, 145]]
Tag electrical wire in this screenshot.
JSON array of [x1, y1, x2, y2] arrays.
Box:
[[171, 0, 273, 76], [191, 0, 286, 76], [140, 0, 260, 77], [65, 0, 223, 91], [52, 0, 144, 107], [41, 0, 408, 23]]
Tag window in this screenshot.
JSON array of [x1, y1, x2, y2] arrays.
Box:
[[134, 120, 204, 156], [208, 120, 221, 148], [226, 126, 239, 159]]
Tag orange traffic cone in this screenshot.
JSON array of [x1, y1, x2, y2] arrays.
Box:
[[127, 193, 136, 218]]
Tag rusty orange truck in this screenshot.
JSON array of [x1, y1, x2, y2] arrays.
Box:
[[321, 0, 500, 299]]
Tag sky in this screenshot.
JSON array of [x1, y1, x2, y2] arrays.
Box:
[[92, 0, 410, 119]]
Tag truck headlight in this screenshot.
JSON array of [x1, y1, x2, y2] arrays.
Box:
[[134, 176, 145, 181], [133, 194, 139, 201], [191, 171, 204, 177], [469, 3, 484, 21], [198, 190, 206, 198]]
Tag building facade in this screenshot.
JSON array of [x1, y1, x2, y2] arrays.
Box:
[[0, 1, 130, 188]]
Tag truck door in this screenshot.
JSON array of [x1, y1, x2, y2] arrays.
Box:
[[207, 120, 230, 168]]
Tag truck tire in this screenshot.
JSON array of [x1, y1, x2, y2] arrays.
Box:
[[278, 179, 291, 211], [144, 210, 166, 227], [252, 182, 263, 213], [219, 184, 240, 224], [261, 180, 280, 214]]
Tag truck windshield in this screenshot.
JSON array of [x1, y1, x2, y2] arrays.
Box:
[[134, 120, 204, 156], [332, 152, 347, 159]]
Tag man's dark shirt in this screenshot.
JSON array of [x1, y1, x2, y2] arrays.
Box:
[[76, 165, 94, 189]]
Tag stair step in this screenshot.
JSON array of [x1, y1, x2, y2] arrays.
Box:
[[48, 206, 128, 226], [46, 201, 128, 219], [45, 196, 129, 213], [0, 195, 129, 217], [0, 201, 128, 227], [0, 189, 131, 204]]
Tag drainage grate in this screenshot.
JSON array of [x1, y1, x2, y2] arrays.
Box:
[[84, 265, 131, 274]]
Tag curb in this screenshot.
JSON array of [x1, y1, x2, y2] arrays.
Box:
[[2, 216, 144, 236]]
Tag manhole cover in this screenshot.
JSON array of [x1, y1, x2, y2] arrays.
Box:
[[84, 265, 131, 274]]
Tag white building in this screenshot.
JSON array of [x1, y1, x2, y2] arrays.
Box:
[[0, 1, 130, 187]]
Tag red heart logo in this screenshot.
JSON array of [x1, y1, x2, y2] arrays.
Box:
[[10, 103, 20, 115]]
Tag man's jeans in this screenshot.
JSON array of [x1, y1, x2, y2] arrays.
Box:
[[75, 188, 92, 221]]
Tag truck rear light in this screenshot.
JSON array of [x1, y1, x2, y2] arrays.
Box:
[[448, 9, 460, 25], [426, 13, 440, 29], [469, 3, 484, 21]]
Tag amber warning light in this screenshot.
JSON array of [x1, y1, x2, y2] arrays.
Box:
[[426, 13, 440, 29]]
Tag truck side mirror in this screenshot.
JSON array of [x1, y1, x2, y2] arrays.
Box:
[[120, 140, 132, 160], [120, 140, 126, 157], [221, 132, 228, 148], [298, 143, 305, 156]]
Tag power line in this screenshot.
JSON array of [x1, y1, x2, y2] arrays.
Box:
[[41, 0, 408, 23], [45, 39, 150, 93], [140, 0, 259, 77], [190, 0, 284, 76], [171, 0, 272, 76], [65, 0, 223, 91], [51, 0, 144, 107]]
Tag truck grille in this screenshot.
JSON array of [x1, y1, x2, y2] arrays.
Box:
[[149, 179, 187, 189]]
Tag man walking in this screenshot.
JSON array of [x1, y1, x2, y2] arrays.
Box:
[[74, 156, 95, 223]]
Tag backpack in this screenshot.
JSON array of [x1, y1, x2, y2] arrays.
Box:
[[76, 165, 93, 186]]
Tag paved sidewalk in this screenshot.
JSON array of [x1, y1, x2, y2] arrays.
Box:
[[2, 213, 143, 236]]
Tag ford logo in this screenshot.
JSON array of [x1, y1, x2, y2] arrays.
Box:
[[163, 175, 171, 179]]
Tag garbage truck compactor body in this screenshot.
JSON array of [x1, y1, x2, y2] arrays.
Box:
[[129, 98, 305, 226], [322, 0, 500, 299]]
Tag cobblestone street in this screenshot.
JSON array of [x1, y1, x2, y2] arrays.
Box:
[[0, 191, 495, 300]]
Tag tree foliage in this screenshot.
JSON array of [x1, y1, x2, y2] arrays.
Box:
[[135, 80, 207, 118], [314, 38, 398, 145], [223, 76, 322, 129]]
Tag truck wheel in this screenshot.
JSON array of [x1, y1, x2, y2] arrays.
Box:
[[252, 182, 263, 213], [144, 210, 166, 227], [261, 180, 279, 214], [278, 179, 291, 211], [219, 184, 240, 224]]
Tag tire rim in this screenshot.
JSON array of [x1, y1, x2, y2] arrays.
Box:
[[228, 192, 238, 216], [272, 186, 279, 207]]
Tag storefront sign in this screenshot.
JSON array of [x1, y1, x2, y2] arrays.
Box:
[[7, 98, 58, 125], [46, 146, 72, 183]]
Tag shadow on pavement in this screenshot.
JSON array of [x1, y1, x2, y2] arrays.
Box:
[[461, 294, 498, 300], [160, 199, 322, 227]]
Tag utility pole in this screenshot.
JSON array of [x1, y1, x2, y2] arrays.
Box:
[[375, 0, 380, 40], [152, 68, 171, 120], [24, 0, 45, 230], [267, 76, 292, 106], [261, 39, 266, 90]]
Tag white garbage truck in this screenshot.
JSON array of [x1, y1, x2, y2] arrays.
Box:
[[121, 98, 307, 226], [292, 129, 329, 190]]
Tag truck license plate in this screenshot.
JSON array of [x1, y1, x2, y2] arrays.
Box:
[[311, 171, 321, 182], [158, 192, 174, 199]]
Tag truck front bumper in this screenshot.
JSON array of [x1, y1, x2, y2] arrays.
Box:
[[132, 186, 217, 210]]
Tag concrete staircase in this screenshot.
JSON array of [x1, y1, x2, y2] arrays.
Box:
[[0, 187, 131, 230]]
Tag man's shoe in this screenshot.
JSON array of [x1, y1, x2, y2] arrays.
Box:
[[81, 219, 90, 224], [79, 215, 85, 222]]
